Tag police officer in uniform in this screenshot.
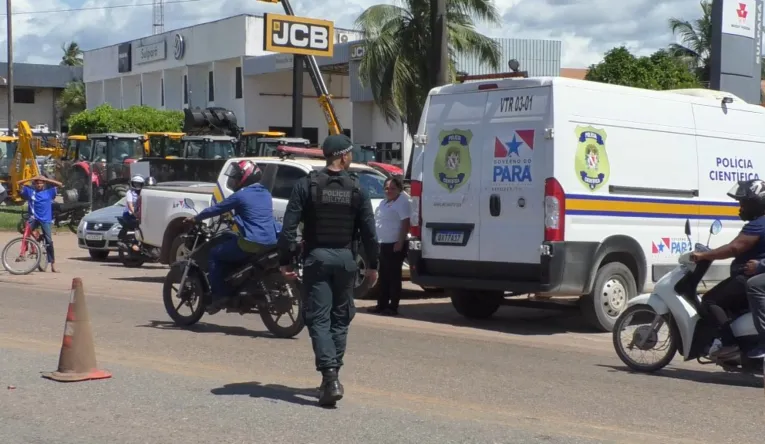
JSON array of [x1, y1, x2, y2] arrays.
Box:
[[278, 134, 378, 407]]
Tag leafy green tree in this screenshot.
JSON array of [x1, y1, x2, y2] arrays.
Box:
[[60, 41, 83, 67], [585, 47, 701, 90], [354, 0, 502, 135], [68, 104, 184, 135], [56, 81, 86, 121]]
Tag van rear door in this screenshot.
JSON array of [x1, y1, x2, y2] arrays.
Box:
[[420, 90, 489, 262], [479, 87, 551, 265]]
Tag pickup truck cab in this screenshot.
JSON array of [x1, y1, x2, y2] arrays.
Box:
[[139, 156, 390, 297]]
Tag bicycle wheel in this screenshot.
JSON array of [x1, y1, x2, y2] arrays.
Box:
[[2, 237, 43, 275]]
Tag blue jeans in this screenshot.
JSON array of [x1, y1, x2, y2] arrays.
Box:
[[30, 219, 54, 263], [208, 233, 250, 300]]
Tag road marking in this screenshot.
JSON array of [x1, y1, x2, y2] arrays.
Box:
[[0, 334, 700, 444]]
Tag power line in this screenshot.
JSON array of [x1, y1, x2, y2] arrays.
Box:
[[0, 0, 205, 16]]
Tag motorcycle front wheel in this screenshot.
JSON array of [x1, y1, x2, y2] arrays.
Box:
[[259, 274, 304, 339], [118, 248, 146, 268], [163, 267, 205, 326], [612, 304, 678, 373]]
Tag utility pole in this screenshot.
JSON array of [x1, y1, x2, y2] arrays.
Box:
[[6, 0, 13, 133]]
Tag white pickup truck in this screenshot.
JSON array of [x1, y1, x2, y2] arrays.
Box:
[[138, 156, 400, 298]]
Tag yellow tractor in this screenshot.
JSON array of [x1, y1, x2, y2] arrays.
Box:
[[0, 121, 42, 204], [239, 131, 287, 156], [146, 132, 185, 158]]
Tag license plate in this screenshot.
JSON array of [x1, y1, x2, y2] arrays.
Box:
[[85, 234, 103, 241], [434, 231, 464, 245]]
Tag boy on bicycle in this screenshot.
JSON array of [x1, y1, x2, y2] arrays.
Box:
[[16, 175, 63, 272]]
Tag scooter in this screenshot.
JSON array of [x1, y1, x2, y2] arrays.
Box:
[[116, 218, 161, 268], [612, 218, 763, 375]]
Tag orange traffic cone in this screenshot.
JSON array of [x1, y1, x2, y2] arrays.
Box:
[[41, 278, 112, 382]]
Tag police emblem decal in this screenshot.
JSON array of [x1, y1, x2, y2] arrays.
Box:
[[574, 125, 610, 192], [433, 129, 473, 192]]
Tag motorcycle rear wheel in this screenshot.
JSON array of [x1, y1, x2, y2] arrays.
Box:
[[613, 304, 678, 373], [259, 275, 304, 339], [163, 268, 205, 327]]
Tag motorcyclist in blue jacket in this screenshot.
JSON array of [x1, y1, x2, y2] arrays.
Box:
[[184, 160, 279, 314]]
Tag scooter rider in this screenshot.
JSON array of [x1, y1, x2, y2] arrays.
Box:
[[691, 179, 765, 359], [118, 175, 144, 252], [183, 160, 278, 315]]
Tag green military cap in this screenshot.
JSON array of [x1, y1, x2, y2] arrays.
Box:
[[322, 134, 354, 158]]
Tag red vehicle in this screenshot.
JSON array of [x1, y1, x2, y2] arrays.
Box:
[[62, 133, 146, 210]]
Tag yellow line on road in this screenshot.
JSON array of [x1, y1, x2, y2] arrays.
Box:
[[0, 334, 700, 444]]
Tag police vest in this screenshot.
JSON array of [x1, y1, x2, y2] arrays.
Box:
[[304, 170, 361, 249]]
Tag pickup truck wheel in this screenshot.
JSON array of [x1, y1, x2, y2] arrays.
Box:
[[353, 245, 378, 300], [88, 250, 109, 261], [450, 290, 502, 319], [169, 234, 191, 264], [580, 262, 637, 332]]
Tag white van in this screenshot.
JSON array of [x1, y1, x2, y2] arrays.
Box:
[[407, 76, 764, 331]]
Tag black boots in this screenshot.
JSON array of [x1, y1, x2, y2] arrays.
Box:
[[318, 368, 344, 407]]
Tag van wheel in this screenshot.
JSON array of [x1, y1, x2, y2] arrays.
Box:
[[450, 290, 502, 319], [580, 262, 637, 332]]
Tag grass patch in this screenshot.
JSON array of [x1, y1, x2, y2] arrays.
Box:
[[0, 204, 24, 231]]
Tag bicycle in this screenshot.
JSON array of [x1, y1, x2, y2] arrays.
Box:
[[1, 218, 50, 275]]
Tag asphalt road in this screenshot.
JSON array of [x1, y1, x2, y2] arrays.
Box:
[[0, 233, 763, 444]]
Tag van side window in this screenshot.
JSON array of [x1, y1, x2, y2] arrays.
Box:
[[271, 166, 307, 199]]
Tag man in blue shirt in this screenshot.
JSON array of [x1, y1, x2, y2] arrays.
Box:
[[691, 179, 765, 359], [184, 160, 279, 314], [17, 175, 64, 272]]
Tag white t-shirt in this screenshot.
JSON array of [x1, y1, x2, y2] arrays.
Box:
[[374, 192, 411, 244], [125, 189, 139, 213]]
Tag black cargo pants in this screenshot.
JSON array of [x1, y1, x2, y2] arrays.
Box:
[[302, 247, 357, 371]]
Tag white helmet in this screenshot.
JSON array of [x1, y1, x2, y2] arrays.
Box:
[[130, 175, 145, 190]]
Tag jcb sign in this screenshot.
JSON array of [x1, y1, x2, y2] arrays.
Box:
[[263, 13, 334, 57], [350, 43, 365, 60]]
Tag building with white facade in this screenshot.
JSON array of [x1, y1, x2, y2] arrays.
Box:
[[83, 14, 562, 169], [0, 62, 82, 131]]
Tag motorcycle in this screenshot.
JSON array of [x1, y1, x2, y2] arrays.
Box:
[[17, 201, 90, 235], [162, 198, 304, 339], [613, 218, 763, 375], [116, 217, 161, 268]]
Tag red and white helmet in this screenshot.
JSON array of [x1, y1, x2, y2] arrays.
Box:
[[224, 160, 262, 191]]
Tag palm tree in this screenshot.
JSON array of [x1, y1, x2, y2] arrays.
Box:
[[667, 0, 712, 83], [60, 41, 83, 67], [355, 0, 501, 135], [56, 81, 86, 121]]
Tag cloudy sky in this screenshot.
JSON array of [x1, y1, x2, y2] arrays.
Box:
[[5, 0, 706, 68]]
